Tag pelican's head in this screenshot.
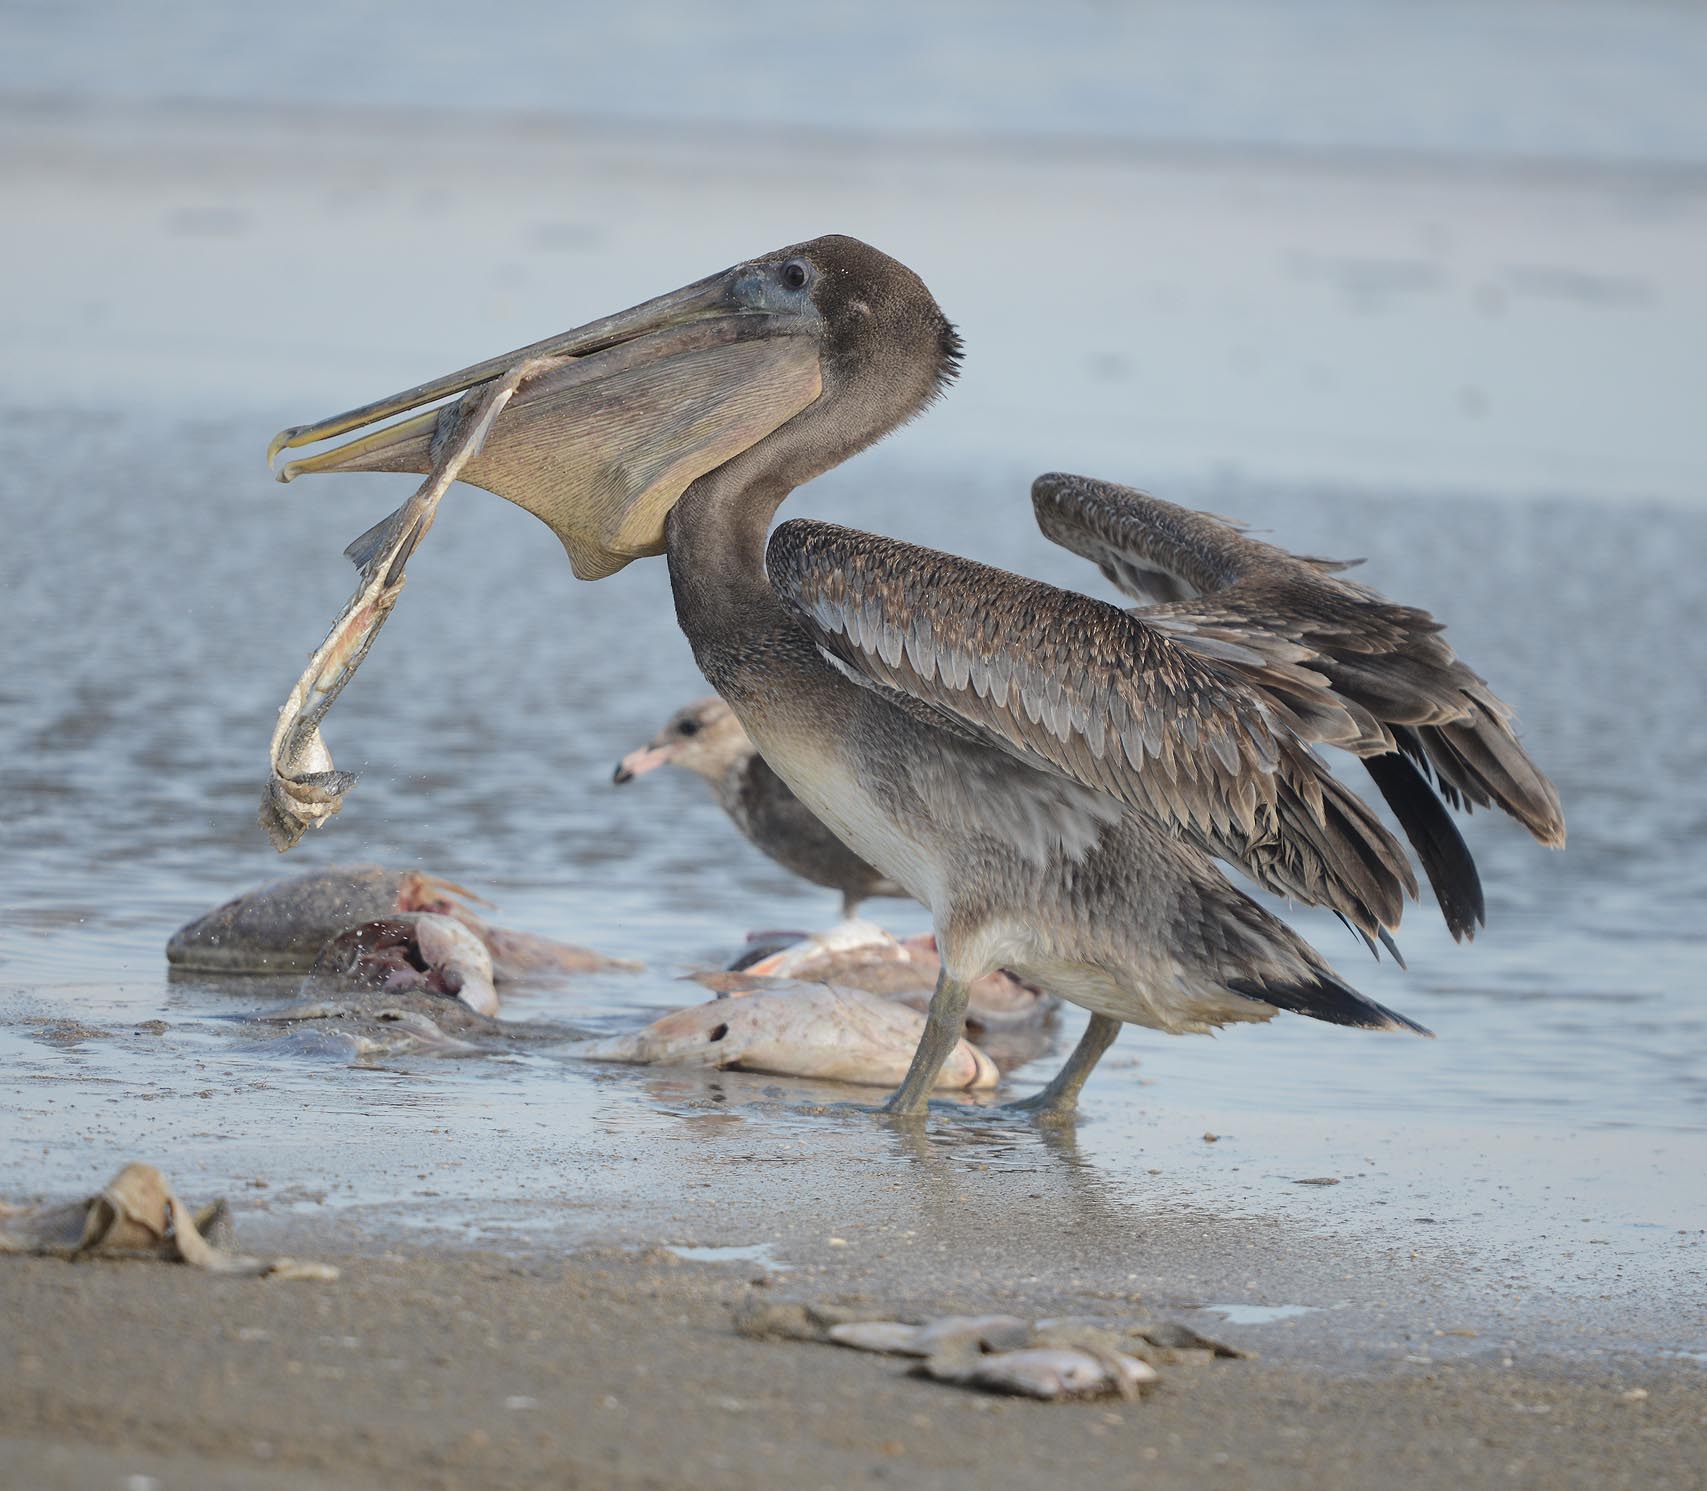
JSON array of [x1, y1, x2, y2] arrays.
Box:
[[270, 236, 958, 581]]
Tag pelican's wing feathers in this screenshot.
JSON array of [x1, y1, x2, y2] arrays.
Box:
[[767, 518, 1418, 943], [1029, 473, 1565, 938]]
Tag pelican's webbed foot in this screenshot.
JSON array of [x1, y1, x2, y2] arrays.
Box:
[[1000, 1013, 1123, 1121]]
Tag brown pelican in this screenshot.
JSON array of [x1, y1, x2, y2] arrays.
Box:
[[270, 235, 1564, 1118], [614, 696, 908, 919]]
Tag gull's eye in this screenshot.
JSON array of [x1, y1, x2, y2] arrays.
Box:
[[780, 259, 810, 291], [678, 718, 702, 737]]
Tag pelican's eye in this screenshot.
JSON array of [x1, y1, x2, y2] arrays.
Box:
[[678, 718, 702, 737], [780, 259, 811, 291]]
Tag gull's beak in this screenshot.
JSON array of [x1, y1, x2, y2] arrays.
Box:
[[270, 265, 823, 580], [612, 744, 674, 785]]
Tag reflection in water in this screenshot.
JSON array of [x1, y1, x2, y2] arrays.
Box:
[[1200, 1304, 1318, 1326], [667, 1242, 791, 1269]]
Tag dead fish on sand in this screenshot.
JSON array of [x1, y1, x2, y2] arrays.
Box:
[[297, 913, 504, 1016], [737, 1302, 1243, 1402], [915, 1346, 1158, 1401], [709, 922, 1057, 1034], [827, 1317, 1164, 1401], [572, 983, 998, 1091], [828, 1315, 1034, 1356], [167, 864, 637, 1016]]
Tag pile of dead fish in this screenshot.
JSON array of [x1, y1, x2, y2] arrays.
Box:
[[167, 862, 636, 1010], [735, 1300, 1245, 1402], [166, 866, 1058, 1089], [0, 1162, 336, 1281], [166, 864, 634, 1058], [573, 978, 1010, 1091], [568, 923, 1057, 1088]]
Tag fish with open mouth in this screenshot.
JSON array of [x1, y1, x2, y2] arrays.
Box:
[[293, 913, 504, 1016]]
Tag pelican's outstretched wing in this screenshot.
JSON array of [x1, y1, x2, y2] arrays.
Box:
[[1029, 473, 1565, 938], [767, 519, 1419, 945]]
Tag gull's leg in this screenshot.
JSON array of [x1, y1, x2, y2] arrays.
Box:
[[1004, 1013, 1122, 1119], [882, 968, 972, 1118]]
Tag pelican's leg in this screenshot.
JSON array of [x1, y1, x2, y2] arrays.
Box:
[[1004, 1013, 1122, 1119], [882, 968, 972, 1118]]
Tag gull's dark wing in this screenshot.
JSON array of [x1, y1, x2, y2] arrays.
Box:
[[766, 519, 1419, 944], [1030, 472, 1566, 939]]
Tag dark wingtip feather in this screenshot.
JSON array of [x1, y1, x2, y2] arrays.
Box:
[[1229, 974, 1433, 1037], [1376, 926, 1408, 970], [1364, 750, 1486, 941], [1332, 911, 1405, 968]]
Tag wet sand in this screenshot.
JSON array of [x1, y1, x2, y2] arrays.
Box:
[[4, 1234, 1702, 1491], [3, 1021, 1704, 1487]]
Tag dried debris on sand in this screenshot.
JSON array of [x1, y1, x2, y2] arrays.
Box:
[[572, 983, 999, 1091], [0, 1163, 337, 1281], [735, 1301, 1244, 1402]]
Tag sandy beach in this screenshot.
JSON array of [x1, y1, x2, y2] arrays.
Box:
[[4, 1235, 1702, 1491], [3, 4, 1706, 1485]]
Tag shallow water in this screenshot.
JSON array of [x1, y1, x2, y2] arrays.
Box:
[[6, 416, 1706, 1133]]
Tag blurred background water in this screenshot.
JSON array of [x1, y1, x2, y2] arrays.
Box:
[[0, 0, 1703, 1321], [5, 0, 1706, 164]]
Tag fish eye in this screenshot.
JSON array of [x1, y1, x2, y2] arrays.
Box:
[[678, 718, 701, 737], [780, 259, 810, 291]]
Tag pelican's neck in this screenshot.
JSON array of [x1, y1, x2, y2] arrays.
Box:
[[666, 461, 796, 693]]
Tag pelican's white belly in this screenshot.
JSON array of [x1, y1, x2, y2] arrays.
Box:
[[750, 728, 946, 913]]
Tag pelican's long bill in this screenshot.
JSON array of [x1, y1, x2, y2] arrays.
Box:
[[259, 258, 825, 852], [270, 266, 823, 580]]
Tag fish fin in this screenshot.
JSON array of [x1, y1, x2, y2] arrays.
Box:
[[342, 506, 407, 572]]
